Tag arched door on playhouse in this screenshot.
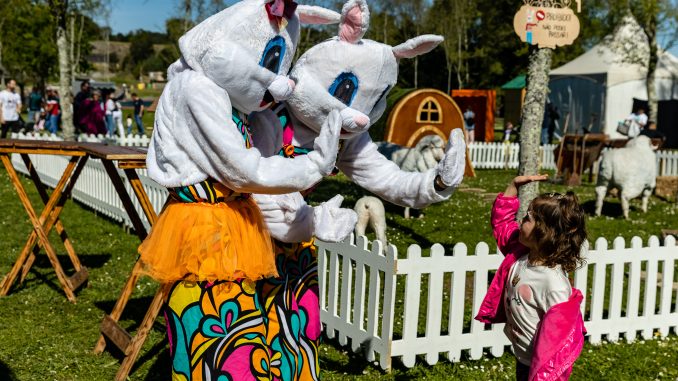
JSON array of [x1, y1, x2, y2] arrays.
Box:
[[384, 89, 475, 176]]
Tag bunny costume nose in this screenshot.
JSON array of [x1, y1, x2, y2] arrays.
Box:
[[353, 114, 369, 129]]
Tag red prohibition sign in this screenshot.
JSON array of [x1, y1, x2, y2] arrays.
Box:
[[536, 10, 546, 20]]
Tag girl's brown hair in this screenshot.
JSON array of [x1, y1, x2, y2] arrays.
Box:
[[528, 192, 587, 272]]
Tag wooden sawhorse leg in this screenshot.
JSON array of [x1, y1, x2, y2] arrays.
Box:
[[19, 154, 84, 284], [0, 154, 89, 302], [94, 160, 172, 381]]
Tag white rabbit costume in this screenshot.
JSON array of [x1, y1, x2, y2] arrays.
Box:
[[139, 3, 352, 379], [252, 0, 466, 244], [139, 0, 343, 283]]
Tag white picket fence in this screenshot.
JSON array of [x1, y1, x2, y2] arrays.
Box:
[[11, 131, 151, 147], [468, 142, 678, 177], [468, 142, 558, 170], [13, 132, 678, 176], [658, 149, 678, 177], [317, 234, 678, 371]]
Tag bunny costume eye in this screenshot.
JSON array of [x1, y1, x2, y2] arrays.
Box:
[[260, 36, 286, 74], [329, 72, 359, 106]]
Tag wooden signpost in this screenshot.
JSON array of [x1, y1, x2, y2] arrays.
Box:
[[513, 6, 580, 48]]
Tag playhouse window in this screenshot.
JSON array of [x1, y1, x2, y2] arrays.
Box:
[[417, 97, 442, 124]]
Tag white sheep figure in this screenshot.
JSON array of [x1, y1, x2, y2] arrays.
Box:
[[377, 135, 446, 218], [390, 135, 446, 172], [354, 196, 387, 246], [595, 135, 657, 219]]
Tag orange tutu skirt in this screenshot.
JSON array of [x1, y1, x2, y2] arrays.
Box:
[[137, 198, 276, 282]]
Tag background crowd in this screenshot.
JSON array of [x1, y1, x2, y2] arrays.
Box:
[[0, 79, 146, 139]]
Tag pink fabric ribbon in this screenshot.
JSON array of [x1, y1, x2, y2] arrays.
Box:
[[266, 0, 298, 21]]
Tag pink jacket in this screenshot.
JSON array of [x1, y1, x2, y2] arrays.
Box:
[[475, 194, 586, 381]]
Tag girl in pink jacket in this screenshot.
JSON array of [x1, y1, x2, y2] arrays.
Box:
[[476, 175, 588, 381]]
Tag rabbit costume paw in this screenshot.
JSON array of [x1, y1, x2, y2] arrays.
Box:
[[436, 129, 467, 188], [254, 193, 357, 243]]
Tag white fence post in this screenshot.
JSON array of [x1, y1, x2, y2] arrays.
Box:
[[316, 234, 678, 371]]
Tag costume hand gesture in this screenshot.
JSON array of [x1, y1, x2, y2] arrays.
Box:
[[435, 129, 466, 189], [313, 195, 357, 243], [254, 193, 357, 243], [308, 109, 342, 176]]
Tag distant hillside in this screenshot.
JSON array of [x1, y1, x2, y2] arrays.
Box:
[[88, 40, 173, 66]]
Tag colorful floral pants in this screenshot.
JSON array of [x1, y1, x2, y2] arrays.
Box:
[[164, 241, 320, 381]]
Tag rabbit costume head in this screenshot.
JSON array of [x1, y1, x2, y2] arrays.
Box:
[[286, 0, 443, 139], [170, 0, 339, 114]]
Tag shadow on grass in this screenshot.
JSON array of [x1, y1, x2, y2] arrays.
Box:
[[581, 199, 630, 218], [320, 336, 374, 376], [29, 252, 112, 270], [94, 296, 158, 332], [0, 360, 17, 381], [12, 252, 113, 297], [137, 342, 171, 380]]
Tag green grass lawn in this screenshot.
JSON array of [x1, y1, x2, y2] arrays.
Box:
[[0, 168, 676, 380]]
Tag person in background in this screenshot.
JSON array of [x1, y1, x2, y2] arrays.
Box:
[[112, 99, 124, 138], [74, 80, 92, 133], [126, 114, 133, 135], [129, 93, 145, 135], [624, 107, 648, 138], [27, 86, 43, 129], [504, 121, 514, 142], [82, 90, 106, 135], [0, 79, 23, 138], [105, 92, 116, 137], [463, 106, 475, 145], [45, 88, 61, 134]]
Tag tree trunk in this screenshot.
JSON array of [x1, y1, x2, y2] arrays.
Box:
[[446, 58, 453, 94], [646, 16, 658, 124], [414, 57, 418, 89], [69, 13, 75, 76], [74, 14, 86, 77], [51, 0, 75, 140], [518, 47, 553, 217]]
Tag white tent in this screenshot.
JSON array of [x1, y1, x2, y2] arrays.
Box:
[[549, 15, 678, 139]]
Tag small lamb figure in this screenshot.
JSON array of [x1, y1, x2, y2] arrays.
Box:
[[354, 196, 387, 246], [595, 135, 657, 219]]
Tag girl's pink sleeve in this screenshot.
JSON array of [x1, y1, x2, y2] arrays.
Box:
[[491, 193, 521, 255]]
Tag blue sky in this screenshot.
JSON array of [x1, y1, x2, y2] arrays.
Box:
[[106, 1, 678, 56], [105, 0, 177, 35]]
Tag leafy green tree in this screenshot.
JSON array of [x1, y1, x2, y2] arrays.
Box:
[[0, 2, 56, 88]]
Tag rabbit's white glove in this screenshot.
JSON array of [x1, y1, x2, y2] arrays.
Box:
[[254, 194, 357, 243], [339, 108, 370, 132], [268, 75, 296, 102], [307, 110, 342, 176], [254, 193, 313, 243], [312, 195, 357, 243], [435, 129, 466, 189]]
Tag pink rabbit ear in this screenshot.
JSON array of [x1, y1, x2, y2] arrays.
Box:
[[297, 5, 341, 25], [339, 0, 370, 44], [392, 35, 444, 59]]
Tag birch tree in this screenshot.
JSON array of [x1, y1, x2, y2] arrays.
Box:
[[518, 46, 553, 217], [49, 0, 76, 140]]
